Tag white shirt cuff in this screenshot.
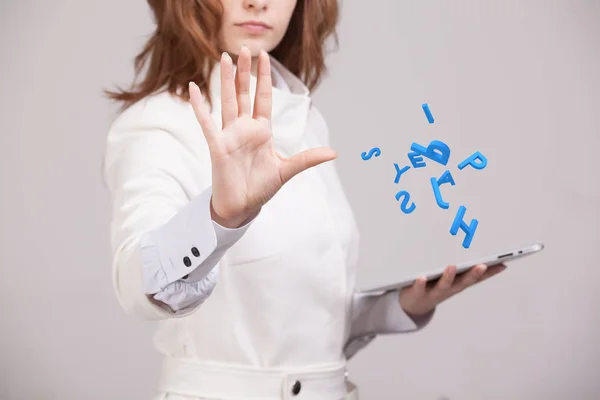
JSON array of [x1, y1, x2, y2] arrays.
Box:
[[350, 290, 435, 339], [139, 185, 261, 293]]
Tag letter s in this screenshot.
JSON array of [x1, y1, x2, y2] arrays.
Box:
[[361, 147, 381, 160], [395, 190, 416, 214]]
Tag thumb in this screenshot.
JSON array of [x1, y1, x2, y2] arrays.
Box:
[[279, 147, 338, 184]]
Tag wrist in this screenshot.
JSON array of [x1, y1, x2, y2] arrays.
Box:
[[398, 291, 433, 318], [210, 198, 257, 228]]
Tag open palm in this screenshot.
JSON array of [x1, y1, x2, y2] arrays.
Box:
[[189, 46, 337, 227]]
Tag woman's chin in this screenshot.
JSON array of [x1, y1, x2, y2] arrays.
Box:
[[223, 39, 276, 57]]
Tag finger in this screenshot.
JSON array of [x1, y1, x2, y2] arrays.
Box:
[[220, 52, 238, 128], [235, 45, 252, 116], [457, 264, 487, 288], [252, 49, 272, 121], [189, 82, 218, 142], [411, 276, 428, 299], [278, 147, 338, 184], [432, 265, 457, 293], [476, 263, 506, 284]]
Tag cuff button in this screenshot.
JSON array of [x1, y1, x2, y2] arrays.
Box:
[[183, 256, 192, 267], [191, 247, 200, 257], [291, 380, 301, 395]]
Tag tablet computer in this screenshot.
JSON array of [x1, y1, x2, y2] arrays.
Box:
[[362, 242, 544, 294]]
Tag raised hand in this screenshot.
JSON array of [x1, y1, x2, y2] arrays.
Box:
[[189, 46, 338, 228]]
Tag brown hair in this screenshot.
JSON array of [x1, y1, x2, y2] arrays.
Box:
[[105, 0, 339, 111]]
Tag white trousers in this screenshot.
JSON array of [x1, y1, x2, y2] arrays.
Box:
[[153, 356, 359, 400]]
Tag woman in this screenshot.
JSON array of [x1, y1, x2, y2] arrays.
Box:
[[103, 0, 505, 398]]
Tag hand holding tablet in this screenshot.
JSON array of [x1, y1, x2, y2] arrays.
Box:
[[362, 243, 545, 317], [364, 243, 544, 295]]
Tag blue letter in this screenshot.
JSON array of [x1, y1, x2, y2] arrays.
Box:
[[458, 151, 487, 170], [361, 147, 381, 160], [407, 152, 426, 168], [430, 170, 455, 209], [410, 140, 451, 166], [438, 170, 456, 186], [430, 178, 449, 209], [395, 190, 416, 214], [422, 103, 435, 124], [394, 164, 411, 184], [450, 206, 479, 249]]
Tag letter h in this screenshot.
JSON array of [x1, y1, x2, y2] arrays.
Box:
[[450, 206, 479, 249]]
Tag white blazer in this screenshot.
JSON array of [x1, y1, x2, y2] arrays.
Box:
[[103, 56, 433, 400]]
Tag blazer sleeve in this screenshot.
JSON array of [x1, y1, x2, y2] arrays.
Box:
[[103, 106, 258, 320], [344, 290, 435, 359], [350, 290, 435, 336]]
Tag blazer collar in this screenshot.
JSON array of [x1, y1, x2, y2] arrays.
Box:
[[208, 55, 312, 156]]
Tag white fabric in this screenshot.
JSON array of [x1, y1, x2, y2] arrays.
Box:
[[271, 64, 290, 92], [155, 356, 347, 400], [102, 55, 433, 399]]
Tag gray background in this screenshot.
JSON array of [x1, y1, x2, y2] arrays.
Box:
[[1, 0, 599, 399]]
